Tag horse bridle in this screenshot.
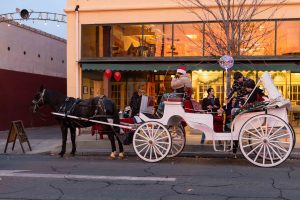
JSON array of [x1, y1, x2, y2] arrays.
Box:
[[32, 89, 46, 112]]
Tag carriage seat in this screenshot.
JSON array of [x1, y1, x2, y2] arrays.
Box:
[[142, 112, 162, 119], [184, 99, 203, 113]]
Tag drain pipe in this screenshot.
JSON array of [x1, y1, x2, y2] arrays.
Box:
[[75, 5, 79, 98]]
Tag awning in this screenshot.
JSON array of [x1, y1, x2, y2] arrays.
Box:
[[81, 63, 300, 72]]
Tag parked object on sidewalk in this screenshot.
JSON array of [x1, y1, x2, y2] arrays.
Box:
[[4, 120, 32, 153], [31, 86, 124, 159]]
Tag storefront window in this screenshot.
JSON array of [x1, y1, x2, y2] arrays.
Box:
[[142, 24, 172, 57], [192, 71, 224, 102], [240, 22, 275, 56], [81, 25, 111, 58], [291, 73, 300, 102], [81, 26, 97, 58], [277, 21, 300, 56], [204, 23, 224, 56], [111, 25, 143, 57], [173, 23, 203, 56], [81, 70, 103, 100]]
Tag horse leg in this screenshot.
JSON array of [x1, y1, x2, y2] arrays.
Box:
[[116, 135, 124, 159], [59, 124, 68, 157], [107, 128, 117, 158], [70, 126, 77, 156]]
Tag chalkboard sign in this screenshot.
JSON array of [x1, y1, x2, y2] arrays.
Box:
[[4, 120, 32, 153]]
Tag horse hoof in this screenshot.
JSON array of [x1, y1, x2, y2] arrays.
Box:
[[109, 151, 117, 159], [59, 152, 65, 157], [119, 152, 125, 159], [70, 152, 76, 156]]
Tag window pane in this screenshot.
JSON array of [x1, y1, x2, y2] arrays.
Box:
[[240, 22, 275, 56], [111, 25, 143, 57], [81, 26, 97, 58], [204, 23, 224, 56], [173, 23, 203, 56], [81, 25, 111, 58], [143, 24, 172, 57], [277, 21, 300, 56]]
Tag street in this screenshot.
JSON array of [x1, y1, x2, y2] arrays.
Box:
[[1, 154, 300, 200]]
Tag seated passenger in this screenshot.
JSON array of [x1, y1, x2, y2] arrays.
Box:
[[171, 66, 192, 97], [213, 108, 224, 132], [232, 79, 266, 117], [202, 87, 220, 112]]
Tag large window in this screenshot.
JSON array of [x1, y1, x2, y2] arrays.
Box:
[[111, 25, 143, 57], [277, 21, 300, 56], [81, 19, 300, 58], [240, 22, 275, 56], [142, 24, 172, 57], [174, 23, 203, 56]]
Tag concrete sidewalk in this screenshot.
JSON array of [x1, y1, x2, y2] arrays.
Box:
[[1, 125, 300, 159]]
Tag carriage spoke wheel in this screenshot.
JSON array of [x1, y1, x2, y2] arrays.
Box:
[[239, 114, 293, 167], [133, 121, 171, 163], [167, 125, 185, 158]]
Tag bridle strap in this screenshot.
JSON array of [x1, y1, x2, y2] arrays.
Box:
[[32, 89, 46, 111]]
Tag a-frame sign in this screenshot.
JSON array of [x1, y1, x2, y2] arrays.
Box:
[[4, 120, 32, 153]]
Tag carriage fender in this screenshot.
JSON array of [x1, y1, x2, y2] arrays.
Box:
[[183, 113, 214, 131]]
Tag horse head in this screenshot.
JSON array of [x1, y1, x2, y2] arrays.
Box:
[[32, 85, 46, 113]]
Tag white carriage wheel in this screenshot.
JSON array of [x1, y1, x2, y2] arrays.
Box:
[[133, 121, 171, 163], [167, 125, 186, 158], [239, 114, 293, 167], [249, 122, 296, 162]]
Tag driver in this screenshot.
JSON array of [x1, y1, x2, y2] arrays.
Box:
[[171, 66, 192, 97]]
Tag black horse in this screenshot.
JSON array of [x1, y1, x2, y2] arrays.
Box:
[[32, 86, 124, 158]]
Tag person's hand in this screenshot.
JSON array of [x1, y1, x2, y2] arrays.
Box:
[[207, 105, 213, 109], [175, 74, 180, 78], [213, 105, 219, 108]]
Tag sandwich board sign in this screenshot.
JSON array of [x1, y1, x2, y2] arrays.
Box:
[[4, 120, 32, 153]]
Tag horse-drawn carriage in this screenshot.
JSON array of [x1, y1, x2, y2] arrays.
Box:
[[131, 71, 295, 167], [32, 72, 295, 168]]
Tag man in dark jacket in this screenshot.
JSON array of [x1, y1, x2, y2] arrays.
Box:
[[227, 72, 253, 107], [130, 89, 144, 117]]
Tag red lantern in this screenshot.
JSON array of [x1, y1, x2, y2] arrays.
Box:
[[104, 69, 112, 79], [114, 71, 121, 81]]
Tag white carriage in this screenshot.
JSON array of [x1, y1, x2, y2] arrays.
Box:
[[132, 72, 296, 167]]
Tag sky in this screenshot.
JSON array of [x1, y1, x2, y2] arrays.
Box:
[[1, 0, 67, 39]]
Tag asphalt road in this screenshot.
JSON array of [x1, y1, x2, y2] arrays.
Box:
[[0, 154, 300, 200]]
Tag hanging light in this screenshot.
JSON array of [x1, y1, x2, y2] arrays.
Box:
[[44, 20, 47, 25], [56, 23, 60, 27]]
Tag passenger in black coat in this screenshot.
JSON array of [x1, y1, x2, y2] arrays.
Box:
[[202, 88, 220, 112], [129, 89, 143, 117]]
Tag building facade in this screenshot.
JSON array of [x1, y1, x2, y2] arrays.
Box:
[[0, 18, 66, 130], [65, 0, 300, 125]]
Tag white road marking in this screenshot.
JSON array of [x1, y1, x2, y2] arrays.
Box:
[[0, 170, 176, 182]]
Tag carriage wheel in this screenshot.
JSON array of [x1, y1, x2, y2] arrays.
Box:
[[167, 125, 186, 158], [133, 121, 171, 163], [239, 114, 293, 167], [248, 122, 296, 162]]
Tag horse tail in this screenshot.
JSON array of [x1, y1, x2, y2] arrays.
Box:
[[112, 100, 120, 133]]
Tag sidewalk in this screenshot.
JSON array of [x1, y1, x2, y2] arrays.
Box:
[[1, 125, 300, 159]]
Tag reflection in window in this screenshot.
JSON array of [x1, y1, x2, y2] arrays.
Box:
[[277, 21, 300, 56], [143, 24, 172, 57], [204, 23, 225, 56], [82, 26, 97, 58], [111, 25, 142, 57], [174, 24, 202, 56], [81, 25, 111, 58], [240, 22, 275, 56]]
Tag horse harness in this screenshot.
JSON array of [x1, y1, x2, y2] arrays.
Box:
[[57, 95, 112, 119]]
